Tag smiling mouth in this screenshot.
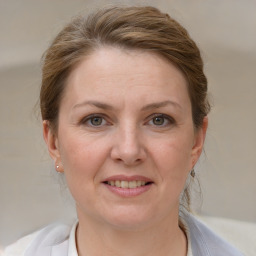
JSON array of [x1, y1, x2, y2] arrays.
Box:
[[104, 180, 153, 189]]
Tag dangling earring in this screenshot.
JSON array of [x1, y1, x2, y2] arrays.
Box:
[[190, 169, 195, 178]]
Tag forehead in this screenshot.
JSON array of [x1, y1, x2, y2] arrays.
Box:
[[62, 47, 190, 109]]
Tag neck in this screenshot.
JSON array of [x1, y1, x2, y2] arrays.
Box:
[[76, 210, 187, 256]]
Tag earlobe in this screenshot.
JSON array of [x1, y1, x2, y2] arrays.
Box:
[[191, 117, 208, 164]]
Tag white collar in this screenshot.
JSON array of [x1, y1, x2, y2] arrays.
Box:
[[68, 221, 79, 256]]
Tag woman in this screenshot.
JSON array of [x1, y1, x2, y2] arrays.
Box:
[[5, 6, 243, 256]]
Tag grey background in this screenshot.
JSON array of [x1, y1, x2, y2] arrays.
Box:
[[1, 0, 256, 248]]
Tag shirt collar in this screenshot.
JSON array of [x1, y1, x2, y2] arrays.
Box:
[[68, 220, 79, 256]]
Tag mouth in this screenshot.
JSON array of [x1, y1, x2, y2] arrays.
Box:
[[102, 175, 154, 197], [103, 180, 153, 189]]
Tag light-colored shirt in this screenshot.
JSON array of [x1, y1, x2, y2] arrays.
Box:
[[66, 220, 193, 256], [4, 211, 243, 256]]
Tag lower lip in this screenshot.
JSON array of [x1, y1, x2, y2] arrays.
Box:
[[103, 183, 152, 197]]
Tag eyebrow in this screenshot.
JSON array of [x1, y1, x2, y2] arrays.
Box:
[[72, 100, 114, 111], [141, 100, 182, 111], [72, 100, 181, 111]]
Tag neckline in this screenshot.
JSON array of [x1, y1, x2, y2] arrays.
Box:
[[68, 219, 192, 256]]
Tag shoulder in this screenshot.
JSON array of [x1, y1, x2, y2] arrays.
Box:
[[199, 215, 256, 256], [181, 211, 245, 256], [4, 232, 38, 256], [4, 222, 72, 256]]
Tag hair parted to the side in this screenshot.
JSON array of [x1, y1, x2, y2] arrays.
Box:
[[40, 6, 211, 211]]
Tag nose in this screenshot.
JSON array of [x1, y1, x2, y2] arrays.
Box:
[[110, 126, 147, 166]]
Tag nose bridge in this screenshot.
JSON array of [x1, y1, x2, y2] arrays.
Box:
[[111, 121, 146, 165], [122, 123, 139, 150]]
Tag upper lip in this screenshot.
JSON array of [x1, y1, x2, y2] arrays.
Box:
[[103, 175, 153, 183]]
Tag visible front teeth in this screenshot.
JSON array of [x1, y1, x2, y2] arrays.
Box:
[[129, 181, 136, 188], [107, 180, 147, 188], [121, 181, 128, 188]]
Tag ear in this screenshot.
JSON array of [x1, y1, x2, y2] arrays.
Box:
[[43, 120, 63, 172], [190, 117, 208, 167]]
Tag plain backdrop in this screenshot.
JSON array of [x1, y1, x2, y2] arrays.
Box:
[[1, 0, 256, 248]]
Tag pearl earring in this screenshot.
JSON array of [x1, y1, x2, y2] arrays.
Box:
[[56, 165, 61, 172]]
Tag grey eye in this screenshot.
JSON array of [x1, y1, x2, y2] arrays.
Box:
[[90, 117, 103, 126], [152, 116, 165, 125]]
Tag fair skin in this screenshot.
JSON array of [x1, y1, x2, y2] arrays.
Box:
[[43, 47, 208, 256]]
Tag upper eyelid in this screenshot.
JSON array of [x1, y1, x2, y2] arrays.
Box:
[[80, 113, 108, 124], [147, 113, 175, 121], [144, 113, 176, 126]]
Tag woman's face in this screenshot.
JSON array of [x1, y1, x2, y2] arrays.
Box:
[[44, 47, 207, 230]]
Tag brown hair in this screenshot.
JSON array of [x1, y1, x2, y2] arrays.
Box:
[[40, 6, 210, 209]]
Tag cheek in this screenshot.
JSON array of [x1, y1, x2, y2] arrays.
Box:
[[154, 136, 193, 167], [58, 134, 110, 211], [58, 131, 109, 186], [151, 135, 193, 185]]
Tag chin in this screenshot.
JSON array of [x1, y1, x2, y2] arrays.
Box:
[[101, 206, 156, 231]]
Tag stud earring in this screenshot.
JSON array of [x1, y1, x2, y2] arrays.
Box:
[[56, 165, 61, 172], [190, 169, 195, 178]]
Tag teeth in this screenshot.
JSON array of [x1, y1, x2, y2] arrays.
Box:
[[107, 180, 149, 188], [115, 180, 121, 187], [129, 181, 136, 188], [121, 181, 128, 188]]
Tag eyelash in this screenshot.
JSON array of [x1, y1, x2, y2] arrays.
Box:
[[146, 113, 175, 127], [79, 114, 109, 127], [79, 113, 175, 128]]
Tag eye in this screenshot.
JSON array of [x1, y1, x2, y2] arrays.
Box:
[[152, 116, 166, 126], [80, 114, 108, 127], [147, 114, 175, 127], [90, 116, 104, 126]]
